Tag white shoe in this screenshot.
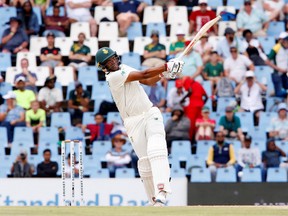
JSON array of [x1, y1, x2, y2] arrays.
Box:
[[153, 191, 167, 207]]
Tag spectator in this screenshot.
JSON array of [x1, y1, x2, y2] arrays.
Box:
[[234, 70, 266, 125], [43, 6, 70, 37], [65, 153, 79, 178], [18, 1, 40, 37], [216, 76, 235, 97], [193, 34, 213, 64], [182, 76, 208, 139], [66, 0, 97, 37], [11, 150, 34, 177], [165, 105, 191, 152], [38, 75, 63, 114], [262, 138, 287, 181], [0, 91, 25, 145], [11, 0, 33, 8], [142, 82, 166, 112], [105, 133, 131, 177], [203, 51, 223, 95], [169, 30, 186, 58], [189, 0, 217, 35], [219, 106, 244, 141], [37, 149, 58, 177], [40, 32, 64, 70], [216, 27, 245, 59], [166, 79, 189, 112], [236, 0, 269, 36], [0, 0, 8, 6], [68, 82, 90, 125], [26, 100, 46, 145], [236, 135, 261, 181], [267, 35, 288, 98], [154, 0, 175, 20], [92, 0, 112, 6], [13, 77, 36, 110], [268, 103, 288, 141], [81, 113, 113, 143], [224, 47, 254, 84], [1, 17, 29, 53], [68, 32, 92, 80], [195, 106, 215, 141], [142, 30, 166, 68], [113, 0, 146, 36], [14, 58, 38, 93], [260, 0, 285, 21], [207, 131, 236, 182], [176, 40, 203, 81]]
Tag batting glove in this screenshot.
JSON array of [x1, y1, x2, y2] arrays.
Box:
[[165, 59, 184, 79]]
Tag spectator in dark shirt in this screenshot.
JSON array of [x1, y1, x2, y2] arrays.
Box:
[[1, 17, 29, 53], [11, 150, 34, 177], [37, 149, 59, 177], [43, 6, 70, 37]]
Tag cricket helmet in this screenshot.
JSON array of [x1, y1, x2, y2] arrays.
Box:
[[96, 47, 118, 70]]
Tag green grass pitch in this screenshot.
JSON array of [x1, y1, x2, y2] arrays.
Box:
[[1, 206, 288, 216]]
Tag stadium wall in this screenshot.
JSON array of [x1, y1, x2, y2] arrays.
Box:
[[188, 183, 288, 205], [0, 178, 187, 206]]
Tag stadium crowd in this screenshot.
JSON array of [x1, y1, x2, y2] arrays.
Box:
[[0, 0, 288, 182]]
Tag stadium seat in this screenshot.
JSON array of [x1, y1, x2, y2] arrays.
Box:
[[65, 127, 85, 142], [78, 66, 98, 86], [216, 167, 237, 182], [0, 155, 14, 177], [109, 37, 130, 56], [218, 21, 237, 36], [13, 127, 34, 144], [34, 66, 50, 86], [229, 139, 242, 154], [82, 112, 95, 125], [55, 37, 74, 56], [51, 112, 72, 129], [141, 0, 152, 5], [209, 112, 223, 131], [166, 80, 176, 95], [5, 67, 20, 85], [33, 7, 42, 25], [267, 22, 285, 38], [16, 52, 37, 69], [227, 0, 244, 10], [235, 112, 254, 132], [0, 127, 8, 154], [127, 22, 143, 41], [275, 141, 288, 155], [250, 127, 267, 141], [84, 37, 99, 57], [107, 112, 122, 124], [259, 112, 277, 132], [143, 6, 164, 24], [38, 141, 59, 159], [190, 168, 211, 182], [251, 141, 266, 153], [196, 140, 214, 158], [160, 36, 177, 55], [84, 155, 101, 176], [202, 81, 212, 97], [70, 22, 90, 41], [169, 156, 181, 170], [0, 82, 12, 95], [121, 52, 141, 70], [91, 81, 113, 100], [216, 6, 235, 16], [146, 22, 166, 37], [171, 168, 186, 178], [115, 168, 135, 178], [133, 37, 152, 55], [185, 155, 206, 174], [216, 97, 236, 113], [170, 22, 189, 37], [241, 168, 262, 182], [46, 6, 65, 16], [39, 127, 59, 144], [0, 7, 17, 26], [66, 82, 87, 100], [208, 36, 225, 51], [257, 36, 275, 55], [98, 22, 119, 41], [54, 66, 74, 86], [10, 141, 32, 157], [92, 140, 112, 156], [267, 168, 287, 182], [90, 168, 109, 178], [0, 53, 11, 72], [266, 97, 283, 112], [208, 0, 223, 8], [254, 66, 274, 95], [162, 112, 171, 125], [170, 140, 192, 160], [94, 6, 114, 23], [192, 6, 212, 11], [167, 6, 188, 24]]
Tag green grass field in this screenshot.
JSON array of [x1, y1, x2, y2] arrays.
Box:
[[1, 206, 288, 216]]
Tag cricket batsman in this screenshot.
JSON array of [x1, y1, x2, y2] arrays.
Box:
[[96, 47, 184, 206]]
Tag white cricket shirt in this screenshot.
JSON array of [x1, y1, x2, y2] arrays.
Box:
[[106, 64, 153, 119]]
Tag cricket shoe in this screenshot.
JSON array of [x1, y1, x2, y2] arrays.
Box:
[[153, 191, 167, 207]]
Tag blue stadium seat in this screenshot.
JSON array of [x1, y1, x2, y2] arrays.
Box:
[[169, 156, 181, 170], [209, 112, 223, 131], [83, 155, 101, 176], [0, 53, 11, 71], [92, 140, 112, 156], [227, 0, 244, 10], [27, 154, 42, 174], [46, 6, 65, 16], [259, 112, 277, 132], [254, 66, 273, 95], [202, 81, 212, 97], [275, 141, 288, 155], [162, 112, 171, 125], [170, 140, 192, 160], [0, 155, 14, 177], [0, 7, 17, 26], [216, 97, 237, 113], [241, 168, 262, 182], [257, 36, 275, 55], [33, 7, 42, 25], [51, 112, 71, 129], [0, 127, 8, 151], [13, 127, 34, 144], [65, 127, 85, 142], [82, 112, 95, 125], [216, 167, 237, 182], [107, 112, 122, 124], [266, 97, 283, 112], [190, 168, 211, 182], [10, 142, 32, 157], [196, 140, 214, 157], [121, 52, 141, 70], [171, 168, 186, 178], [127, 22, 143, 41], [38, 141, 59, 160], [90, 168, 110, 178], [267, 22, 285, 38], [146, 22, 166, 37], [0, 82, 12, 95], [78, 66, 98, 86], [115, 168, 135, 178], [208, 0, 223, 8], [141, 0, 152, 5], [250, 127, 267, 141], [185, 155, 206, 174], [267, 168, 287, 182], [166, 80, 175, 95], [91, 81, 112, 100], [251, 141, 266, 153], [228, 140, 242, 154], [235, 112, 254, 132], [39, 127, 59, 145], [205, 99, 213, 112], [65, 82, 87, 100]]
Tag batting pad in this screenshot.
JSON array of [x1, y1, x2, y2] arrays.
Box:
[[138, 157, 155, 204], [147, 134, 172, 194]]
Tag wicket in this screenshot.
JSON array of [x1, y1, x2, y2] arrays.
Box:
[[61, 140, 84, 206]]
